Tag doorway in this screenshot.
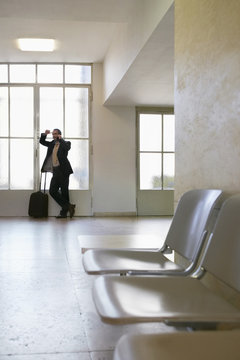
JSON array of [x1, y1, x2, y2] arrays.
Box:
[[136, 107, 175, 215]]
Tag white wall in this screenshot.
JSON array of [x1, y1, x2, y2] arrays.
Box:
[[103, 0, 174, 103], [175, 0, 240, 204], [92, 63, 136, 215]]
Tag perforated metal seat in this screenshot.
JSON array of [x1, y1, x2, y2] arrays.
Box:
[[93, 195, 240, 328], [83, 189, 222, 275]]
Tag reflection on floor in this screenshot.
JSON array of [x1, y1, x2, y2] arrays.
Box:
[[0, 216, 180, 360]]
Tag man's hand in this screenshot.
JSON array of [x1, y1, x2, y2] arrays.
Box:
[[45, 130, 50, 135]]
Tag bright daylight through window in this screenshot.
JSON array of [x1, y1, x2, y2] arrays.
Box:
[[139, 112, 175, 190], [0, 63, 92, 191]]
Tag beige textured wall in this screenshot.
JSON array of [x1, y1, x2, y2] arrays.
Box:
[[175, 0, 240, 204]]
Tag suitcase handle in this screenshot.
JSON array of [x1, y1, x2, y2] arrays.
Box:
[[39, 172, 47, 193]]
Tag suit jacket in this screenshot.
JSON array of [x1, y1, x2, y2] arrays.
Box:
[[40, 133, 73, 176]]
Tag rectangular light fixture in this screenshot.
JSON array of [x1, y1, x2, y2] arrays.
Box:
[[17, 38, 55, 52]]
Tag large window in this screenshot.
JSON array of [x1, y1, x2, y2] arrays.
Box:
[[0, 63, 92, 190], [138, 110, 175, 190]]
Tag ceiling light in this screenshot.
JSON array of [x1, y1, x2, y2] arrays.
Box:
[[17, 38, 55, 52]]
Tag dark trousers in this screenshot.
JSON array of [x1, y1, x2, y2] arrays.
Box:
[[49, 167, 70, 214]]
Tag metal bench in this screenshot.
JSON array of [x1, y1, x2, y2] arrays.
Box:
[[83, 189, 222, 275], [92, 194, 240, 329], [113, 330, 240, 360]]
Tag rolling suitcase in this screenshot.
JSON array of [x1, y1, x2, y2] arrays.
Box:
[[28, 173, 48, 218]]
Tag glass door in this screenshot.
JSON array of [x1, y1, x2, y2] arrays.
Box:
[[38, 86, 91, 215], [38, 86, 90, 189], [137, 109, 175, 215]]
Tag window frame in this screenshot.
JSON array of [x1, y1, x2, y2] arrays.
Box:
[[0, 62, 92, 191], [136, 107, 175, 191]]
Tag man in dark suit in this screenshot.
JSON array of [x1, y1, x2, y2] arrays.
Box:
[[40, 128, 75, 218]]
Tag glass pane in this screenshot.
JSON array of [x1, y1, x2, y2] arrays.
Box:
[[40, 87, 63, 133], [37, 65, 63, 83], [9, 64, 36, 83], [163, 153, 175, 190], [10, 139, 33, 189], [39, 146, 51, 189], [140, 153, 162, 190], [65, 88, 89, 138], [39, 139, 89, 190], [163, 114, 175, 151], [68, 139, 89, 190], [140, 114, 162, 151], [10, 87, 34, 137], [65, 65, 91, 84], [0, 87, 9, 136], [0, 64, 8, 83], [0, 139, 9, 189]]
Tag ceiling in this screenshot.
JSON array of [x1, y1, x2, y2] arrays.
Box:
[[0, 0, 174, 106]]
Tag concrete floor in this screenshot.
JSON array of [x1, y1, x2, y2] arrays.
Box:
[[0, 216, 179, 359]]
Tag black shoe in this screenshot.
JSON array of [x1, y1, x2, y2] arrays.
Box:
[[56, 214, 67, 219], [69, 204, 76, 218]]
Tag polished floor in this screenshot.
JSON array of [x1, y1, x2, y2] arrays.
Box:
[[0, 216, 179, 359]]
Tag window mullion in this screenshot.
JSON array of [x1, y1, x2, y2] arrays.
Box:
[[8, 84, 10, 189], [34, 85, 40, 191], [63, 86, 66, 137]]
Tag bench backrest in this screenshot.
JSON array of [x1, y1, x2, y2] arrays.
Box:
[[165, 189, 222, 262], [203, 194, 240, 291]]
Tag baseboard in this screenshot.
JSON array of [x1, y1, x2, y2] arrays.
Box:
[[93, 211, 137, 217]]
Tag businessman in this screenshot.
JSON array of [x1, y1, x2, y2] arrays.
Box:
[[40, 129, 75, 218]]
